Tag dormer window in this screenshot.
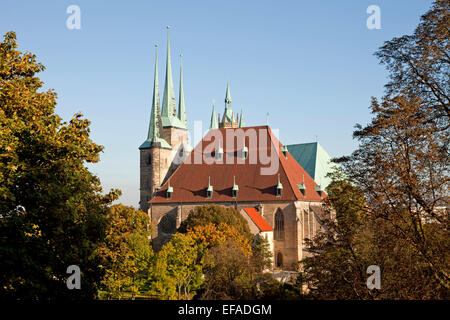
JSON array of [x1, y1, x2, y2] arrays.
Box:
[[315, 185, 322, 197], [276, 174, 283, 197], [242, 138, 248, 159], [281, 145, 288, 159], [232, 176, 239, 198], [206, 176, 213, 199], [166, 180, 173, 199], [216, 140, 223, 161], [297, 175, 306, 196]]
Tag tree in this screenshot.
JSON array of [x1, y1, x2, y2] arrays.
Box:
[[375, 0, 449, 122], [97, 204, 152, 300], [0, 31, 120, 300], [300, 0, 449, 299], [250, 235, 273, 274], [299, 177, 375, 299], [178, 205, 252, 241], [187, 222, 251, 255], [200, 239, 253, 300], [150, 233, 203, 300]]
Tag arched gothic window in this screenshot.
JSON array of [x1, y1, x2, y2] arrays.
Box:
[[274, 209, 284, 240]]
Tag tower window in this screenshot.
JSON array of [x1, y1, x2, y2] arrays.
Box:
[[147, 154, 152, 165], [274, 209, 285, 241]]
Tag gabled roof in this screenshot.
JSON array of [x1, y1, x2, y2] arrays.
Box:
[[150, 126, 324, 204], [242, 208, 273, 232], [286, 142, 335, 190]]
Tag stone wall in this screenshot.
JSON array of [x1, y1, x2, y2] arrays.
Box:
[[139, 146, 172, 213]]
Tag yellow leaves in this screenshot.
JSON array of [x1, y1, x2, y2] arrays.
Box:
[[24, 224, 42, 239], [187, 223, 251, 256]]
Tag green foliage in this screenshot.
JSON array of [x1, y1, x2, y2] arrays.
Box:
[[178, 205, 252, 241], [97, 204, 152, 300], [200, 239, 253, 300], [187, 222, 251, 255], [299, 1, 449, 299], [149, 233, 203, 300], [0, 31, 120, 300], [250, 235, 273, 274]]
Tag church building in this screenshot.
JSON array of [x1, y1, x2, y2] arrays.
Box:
[[139, 30, 331, 271]]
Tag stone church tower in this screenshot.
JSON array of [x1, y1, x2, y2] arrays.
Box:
[[139, 27, 190, 213]]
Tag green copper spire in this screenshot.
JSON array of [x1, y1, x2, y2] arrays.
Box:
[[225, 82, 232, 104], [223, 82, 233, 122], [239, 107, 245, 128], [139, 45, 171, 150], [149, 44, 161, 140], [161, 26, 183, 128], [210, 102, 218, 129], [177, 54, 187, 129]]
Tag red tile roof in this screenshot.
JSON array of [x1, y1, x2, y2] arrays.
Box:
[[150, 126, 325, 204], [242, 207, 273, 232]]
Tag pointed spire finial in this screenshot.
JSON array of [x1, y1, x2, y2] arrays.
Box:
[[239, 107, 245, 128], [225, 82, 232, 105], [139, 43, 171, 150], [161, 25, 179, 126], [222, 82, 233, 123], [147, 44, 161, 141], [210, 102, 218, 129], [177, 52, 187, 129]]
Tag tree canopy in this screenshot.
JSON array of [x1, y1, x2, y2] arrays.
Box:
[[0, 31, 121, 300], [178, 205, 253, 241], [300, 0, 449, 299]]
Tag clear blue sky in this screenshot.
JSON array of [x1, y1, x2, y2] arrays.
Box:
[[1, 0, 434, 207]]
